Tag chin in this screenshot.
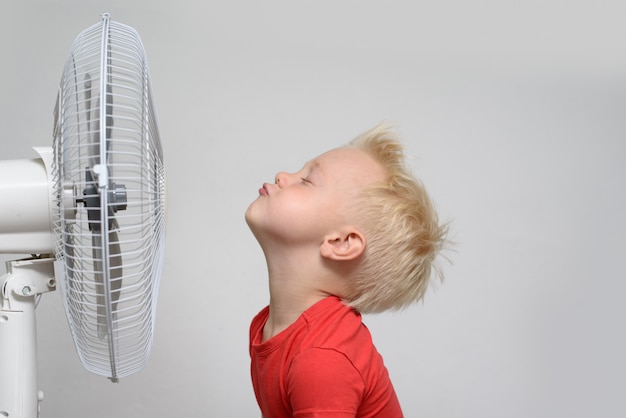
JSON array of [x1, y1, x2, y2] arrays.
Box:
[[245, 201, 262, 232], [244, 205, 255, 228]]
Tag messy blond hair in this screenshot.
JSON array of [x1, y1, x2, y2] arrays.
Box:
[[344, 124, 448, 313]]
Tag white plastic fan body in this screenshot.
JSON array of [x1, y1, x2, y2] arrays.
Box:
[[0, 14, 165, 417]]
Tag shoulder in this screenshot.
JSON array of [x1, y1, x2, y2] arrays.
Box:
[[300, 297, 372, 352], [286, 348, 364, 414]]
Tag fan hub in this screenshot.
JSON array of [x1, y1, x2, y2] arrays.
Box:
[[81, 167, 127, 232]]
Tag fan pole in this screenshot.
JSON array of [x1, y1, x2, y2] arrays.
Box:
[[0, 257, 56, 418]]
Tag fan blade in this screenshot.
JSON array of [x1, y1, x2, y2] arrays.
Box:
[[85, 58, 114, 168], [83, 73, 100, 169], [93, 220, 122, 339], [105, 68, 113, 160], [63, 228, 75, 279], [84, 73, 91, 116], [108, 221, 123, 311]]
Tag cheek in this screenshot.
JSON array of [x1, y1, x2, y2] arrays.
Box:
[[266, 197, 306, 228], [246, 188, 336, 238], [244, 195, 299, 229]]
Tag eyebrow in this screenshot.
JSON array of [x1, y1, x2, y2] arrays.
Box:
[[302, 159, 320, 172], [303, 160, 322, 181]]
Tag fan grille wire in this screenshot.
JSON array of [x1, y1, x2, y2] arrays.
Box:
[[52, 14, 165, 381]]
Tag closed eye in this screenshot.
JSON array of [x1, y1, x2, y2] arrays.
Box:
[[300, 177, 313, 185]]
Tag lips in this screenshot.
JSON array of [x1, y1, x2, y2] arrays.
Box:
[[259, 183, 270, 196]]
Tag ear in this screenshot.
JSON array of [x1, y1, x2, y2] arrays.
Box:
[[320, 228, 365, 261]]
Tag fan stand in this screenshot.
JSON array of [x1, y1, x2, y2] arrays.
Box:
[[0, 14, 166, 415], [0, 256, 56, 418]]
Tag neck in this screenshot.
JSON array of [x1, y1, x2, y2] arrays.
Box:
[[261, 246, 335, 341], [263, 283, 330, 342]]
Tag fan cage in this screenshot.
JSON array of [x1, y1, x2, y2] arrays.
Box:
[[52, 14, 165, 380]]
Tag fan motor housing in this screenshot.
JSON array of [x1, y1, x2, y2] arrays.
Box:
[[0, 151, 54, 254]]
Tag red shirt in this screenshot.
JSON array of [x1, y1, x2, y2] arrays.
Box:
[[250, 296, 403, 417]]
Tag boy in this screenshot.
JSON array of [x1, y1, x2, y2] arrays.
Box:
[[245, 124, 447, 417]]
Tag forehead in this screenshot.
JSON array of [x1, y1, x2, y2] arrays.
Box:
[[312, 147, 386, 186], [315, 147, 370, 166]]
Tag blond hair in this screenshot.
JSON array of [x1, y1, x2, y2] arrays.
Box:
[[344, 124, 448, 313]]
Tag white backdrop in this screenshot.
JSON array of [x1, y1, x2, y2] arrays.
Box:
[[1, 1, 625, 417]]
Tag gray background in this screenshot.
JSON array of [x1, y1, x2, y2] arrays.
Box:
[[1, 0, 625, 416]]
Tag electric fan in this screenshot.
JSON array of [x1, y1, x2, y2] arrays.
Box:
[[0, 13, 166, 417]]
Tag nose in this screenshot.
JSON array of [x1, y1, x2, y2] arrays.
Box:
[[274, 171, 292, 188]]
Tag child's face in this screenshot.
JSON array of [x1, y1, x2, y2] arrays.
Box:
[[245, 146, 385, 247]]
